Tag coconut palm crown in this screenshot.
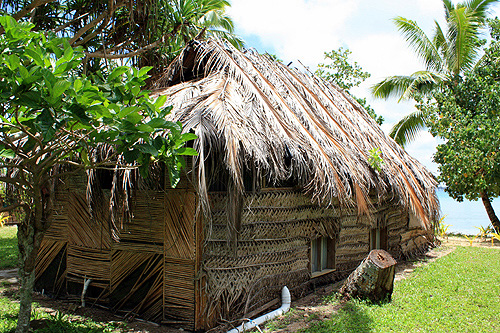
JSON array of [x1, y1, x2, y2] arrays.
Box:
[[372, 0, 499, 147]]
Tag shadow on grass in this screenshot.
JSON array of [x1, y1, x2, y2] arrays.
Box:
[[306, 301, 373, 333]]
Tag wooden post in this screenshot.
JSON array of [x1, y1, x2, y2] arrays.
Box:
[[339, 249, 396, 302]]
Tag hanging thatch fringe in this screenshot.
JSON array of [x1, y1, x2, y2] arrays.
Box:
[[151, 38, 439, 227]]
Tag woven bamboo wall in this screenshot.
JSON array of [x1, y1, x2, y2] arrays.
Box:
[[203, 189, 428, 326], [204, 189, 341, 321]]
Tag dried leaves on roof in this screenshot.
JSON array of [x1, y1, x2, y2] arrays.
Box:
[[152, 39, 439, 225]]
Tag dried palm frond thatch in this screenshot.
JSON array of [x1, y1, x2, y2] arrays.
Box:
[[152, 39, 439, 227]]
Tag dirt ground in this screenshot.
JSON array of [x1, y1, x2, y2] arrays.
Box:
[[1, 238, 498, 332]]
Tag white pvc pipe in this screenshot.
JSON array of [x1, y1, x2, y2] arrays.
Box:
[[227, 286, 291, 333], [81, 278, 92, 307]]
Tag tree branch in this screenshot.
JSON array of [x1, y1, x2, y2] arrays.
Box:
[[69, 1, 127, 46], [12, 0, 56, 21], [75, 15, 111, 46], [84, 22, 184, 59], [53, 12, 90, 34], [0, 176, 32, 189], [69, 11, 108, 45]]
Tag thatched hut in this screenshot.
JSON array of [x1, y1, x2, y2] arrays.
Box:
[[35, 39, 439, 331]]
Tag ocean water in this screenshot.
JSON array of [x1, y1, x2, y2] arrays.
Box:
[[437, 188, 500, 235]]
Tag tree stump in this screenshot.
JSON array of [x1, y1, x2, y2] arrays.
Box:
[[339, 249, 397, 302]]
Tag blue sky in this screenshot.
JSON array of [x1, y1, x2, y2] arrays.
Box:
[[227, 0, 500, 173]]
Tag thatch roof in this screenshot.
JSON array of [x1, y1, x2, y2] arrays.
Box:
[[151, 39, 439, 226]]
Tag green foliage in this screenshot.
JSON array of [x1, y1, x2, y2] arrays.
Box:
[[490, 232, 500, 244], [0, 0, 243, 75], [368, 148, 384, 172], [475, 224, 494, 240], [0, 226, 17, 269], [316, 47, 370, 91], [373, 0, 500, 147], [422, 26, 500, 204], [304, 247, 500, 333], [0, 291, 18, 332], [0, 213, 8, 227], [0, 16, 197, 332], [0, 15, 196, 187], [388, 109, 426, 148], [434, 215, 451, 238], [316, 47, 383, 125]]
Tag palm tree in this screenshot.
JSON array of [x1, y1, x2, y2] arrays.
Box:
[[372, 0, 499, 147]]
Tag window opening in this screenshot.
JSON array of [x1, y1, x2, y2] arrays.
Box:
[[311, 236, 335, 275]]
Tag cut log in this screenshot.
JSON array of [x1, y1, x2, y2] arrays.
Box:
[[339, 249, 397, 302]]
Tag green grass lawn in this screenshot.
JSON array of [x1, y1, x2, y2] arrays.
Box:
[[0, 226, 18, 269], [303, 246, 500, 333]]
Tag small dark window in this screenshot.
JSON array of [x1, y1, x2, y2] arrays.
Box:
[[98, 169, 114, 190], [370, 227, 388, 250], [311, 237, 336, 275]]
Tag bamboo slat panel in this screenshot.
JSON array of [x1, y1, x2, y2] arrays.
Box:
[[68, 173, 88, 193], [240, 206, 338, 224], [242, 268, 310, 314], [243, 190, 313, 208], [205, 258, 308, 317], [67, 245, 111, 282], [112, 242, 163, 254], [110, 252, 164, 322], [116, 192, 165, 244], [203, 189, 419, 326], [45, 187, 70, 241], [110, 251, 157, 293], [338, 232, 369, 244], [35, 239, 66, 282], [336, 251, 368, 263], [68, 193, 111, 250], [164, 257, 195, 329], [339, 215, 370, 228], [208, 192, 228, 212], [164, 191, 196, 259], [137, 272, 164, 322], [163, 190, 196, 329]]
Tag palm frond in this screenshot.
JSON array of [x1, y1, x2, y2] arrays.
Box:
[[394, 16, 444, 72], [466, 0, 500, 18], [433, 20, 449, 60], [389, 110, 427, 148], [443, 0, 455, 19], [447, 6, 481, 74], [371, 71, 444, 101]]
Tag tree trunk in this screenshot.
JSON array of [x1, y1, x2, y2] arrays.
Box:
[[15, 215, 44, 333], [339, 249, 397, 302], [481, 191, 500, 233]]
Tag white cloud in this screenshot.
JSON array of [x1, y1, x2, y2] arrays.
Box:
[[405, 132, 442, 174], [228, 0, 361, 65]]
